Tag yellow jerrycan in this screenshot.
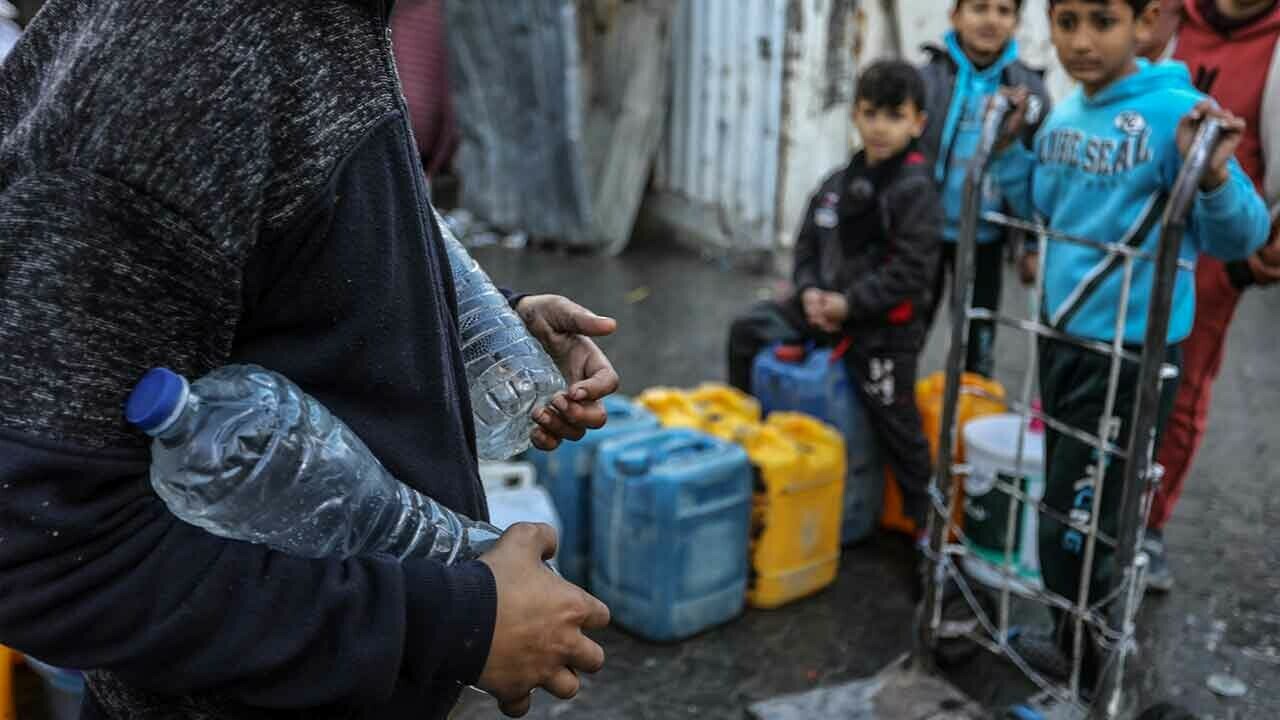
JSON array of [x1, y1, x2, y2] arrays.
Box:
[[687, 383, 762, 427], [636, 387, 704, 430], [881, 372, 1007, 536], [747, 412, 846, 609]]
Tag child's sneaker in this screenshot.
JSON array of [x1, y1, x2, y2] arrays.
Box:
[[1006, 626, 1071, 681], [1142, 529, 1174, 594], [1137, 702, 1197, 720]]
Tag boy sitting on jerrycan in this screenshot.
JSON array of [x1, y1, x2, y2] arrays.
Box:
[[728, 59, 943, 536]]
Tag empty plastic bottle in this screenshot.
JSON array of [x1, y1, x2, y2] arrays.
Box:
[[435, 210, 566, 460], [126, 365, 502, 564]]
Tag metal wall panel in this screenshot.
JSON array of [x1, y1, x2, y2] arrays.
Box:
[[774, 0, 858, 249], [448, 0, 675, 251], [652, 0, 857, 253]]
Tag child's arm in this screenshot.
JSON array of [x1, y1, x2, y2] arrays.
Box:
[[844, 174, 942, 324], [989, 88, 1040, 222], [990, 142, 1038, 222], [1176, 102, 1271, 260], [792, 193, 824, 293]]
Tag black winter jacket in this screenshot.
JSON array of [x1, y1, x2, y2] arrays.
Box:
[[793, 146, 943, 351], [918, 44, 1051, 249], [0, 1, 498, 718]]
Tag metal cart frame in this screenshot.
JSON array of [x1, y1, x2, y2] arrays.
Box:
[[914, 96, 1224, 719]]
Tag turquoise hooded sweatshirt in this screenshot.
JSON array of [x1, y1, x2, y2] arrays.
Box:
[[936, 31, 1021, 244], [993, 60, 1268, 345]]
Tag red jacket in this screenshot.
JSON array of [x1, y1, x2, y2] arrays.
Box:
[[1156, 0, 1280, 212]]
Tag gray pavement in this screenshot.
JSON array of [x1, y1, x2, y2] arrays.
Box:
[[15, 233, 1275, 719], [451, 233, 1279, 719]]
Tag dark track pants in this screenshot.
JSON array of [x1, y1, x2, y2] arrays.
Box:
[[727, 300, 932, 525], [1037, 337, 1181, 690]]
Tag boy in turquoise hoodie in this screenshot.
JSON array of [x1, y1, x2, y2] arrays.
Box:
[[993, 0, 1269, 691], [920, 0, 1051, 377]]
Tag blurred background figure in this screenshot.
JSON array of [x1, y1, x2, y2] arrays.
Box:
[[391, 0, 459, 189], [1138, 0, 1280, 594], [0, 2, 21, 62]]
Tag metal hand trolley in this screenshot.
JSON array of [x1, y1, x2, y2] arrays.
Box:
[[751, 96, 1223, 720], [915, 95, 1222, 719]]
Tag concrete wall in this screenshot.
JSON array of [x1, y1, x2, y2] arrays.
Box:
[[649, 0, 1074, 257]]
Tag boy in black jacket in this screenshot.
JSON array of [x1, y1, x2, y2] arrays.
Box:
[[728, 60, 943, 528]]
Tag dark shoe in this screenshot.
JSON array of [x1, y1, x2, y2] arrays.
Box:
[[1007, 626, 1071, 681], [1137, 702, 1197, 720], [1142, 529, 1174, 594], [1002, 690, 1087, 720]]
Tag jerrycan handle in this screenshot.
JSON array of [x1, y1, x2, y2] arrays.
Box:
[[770, 414, 817, 442], [478, 461, 537, 494], [605, 395, 644, 421], [655, 433, 717, 464]]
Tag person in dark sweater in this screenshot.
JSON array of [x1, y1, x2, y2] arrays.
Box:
[[728, 60, 943, 529], [0, 1, 618, 719]]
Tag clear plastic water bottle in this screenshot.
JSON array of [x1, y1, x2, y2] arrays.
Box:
[[435, 211, 566, 460], [125, 365, 503, 564]]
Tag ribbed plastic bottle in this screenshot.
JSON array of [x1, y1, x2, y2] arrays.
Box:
[[435, 210, 566, 460], [126, 365, 502, 564]]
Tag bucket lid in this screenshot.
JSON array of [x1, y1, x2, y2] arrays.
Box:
[[963, 414, 1045, 472]]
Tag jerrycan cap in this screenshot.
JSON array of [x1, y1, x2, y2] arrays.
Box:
[[616, 448, 651, 476], [773, 344, 806, 363]]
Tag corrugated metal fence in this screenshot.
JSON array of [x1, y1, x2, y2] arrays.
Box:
[[648, 0, 858, 255]]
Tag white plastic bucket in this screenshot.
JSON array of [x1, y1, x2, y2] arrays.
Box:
[[479, 461, 564, 567], [961, 414, 1046, 596]]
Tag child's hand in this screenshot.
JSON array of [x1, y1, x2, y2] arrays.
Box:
[[993, 87, 1032, 152], [1018, 251, 1040, 287], [801, 287, 825, 328], [1176, 100, 1245, 192], [1247, 225, 1280, 286], [515, 295, 619, 450], [816, 291, 848, 333], [1247, 251, 1280, 286]]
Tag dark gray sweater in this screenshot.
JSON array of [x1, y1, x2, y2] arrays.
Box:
[[0, 1, 498, 718]]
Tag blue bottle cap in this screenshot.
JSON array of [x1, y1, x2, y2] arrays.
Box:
[[615, 448, 650, 476], [125, 368, 189, 435], [1006, 706, 1043, 720]]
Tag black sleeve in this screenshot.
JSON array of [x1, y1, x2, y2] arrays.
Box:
[[0, 172, 496, 708], [845, 176, 943, 321], [793, 192, 824, 292], [501, 287, 528, 309], [1226, 258, 1256, 289]]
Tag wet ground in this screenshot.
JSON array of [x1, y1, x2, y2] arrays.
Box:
[[14, 232, 1276, 720], [450, 231, 1279, 719]]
